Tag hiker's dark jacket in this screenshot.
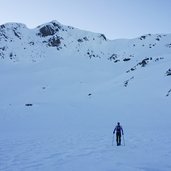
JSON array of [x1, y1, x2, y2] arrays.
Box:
[[113, 125, 124, 135]]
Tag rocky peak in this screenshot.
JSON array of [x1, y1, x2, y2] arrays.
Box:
[[37, 21, 62, 37], [0, 22, 27, 30], [0, 23, 27, 41]]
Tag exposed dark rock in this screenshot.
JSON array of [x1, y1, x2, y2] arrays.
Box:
[[42, 41, 47, 43], [13, 30, 21, 39], [114, 59, 120, 63], [124, 80, 128, 87], [9, 52, 16, 60], [51, 22, 61, 30], [0, 25, 5, 29], [77, 38, 83, 43], [108, 54, 118, 61], [99, 34, 107, 41], [48, 36, 61, 47], [38, 25, 56, 37], [83, 37, 88, 41], [9, 52, 13, 59], [77, 37, 88, 42], [126, 58, 152, 73], [140, 35, 146, 40], [68, 26, 74, 29], [1, 33, 8, 39], [29, 41, 34, 45], [166, 89, 171, 97], [166, 43, 171, 48], [123, 58, 131, 62], [86, 50, 99, 59], [57, 47, 62, 50], [0, 47, 5, 51], [0, 46, 6, 59], [25, 103, 33, 106], [155, 57, 164, 62], [131, 67, 136, 71], [166, 68, 171, 76], [0, 52, 4, 59], [124, 76, 134, 87], [139, 58, 149, 67]]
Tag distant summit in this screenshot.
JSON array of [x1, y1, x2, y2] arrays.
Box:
[[0, 20, 171, 63]]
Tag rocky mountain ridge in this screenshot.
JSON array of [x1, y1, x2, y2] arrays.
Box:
[[0, 20, 171, 63], [0, 21, 171, 97]]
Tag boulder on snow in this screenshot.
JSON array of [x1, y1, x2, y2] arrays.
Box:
[[77, 38, 83, 43], [25, 103, 33, 106], [123, 58, 131, 62], [166, 69, 171, 76]]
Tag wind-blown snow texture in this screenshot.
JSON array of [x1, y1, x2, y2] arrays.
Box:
[[0, 21, 171, 171]]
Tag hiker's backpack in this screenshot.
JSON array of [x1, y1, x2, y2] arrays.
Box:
[[116, 125, 121, 133]]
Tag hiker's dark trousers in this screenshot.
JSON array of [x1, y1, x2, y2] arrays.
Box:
[[116, 132, 121, 146]]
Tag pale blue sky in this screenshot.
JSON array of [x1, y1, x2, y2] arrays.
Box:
[[1, 0, 171, 39]]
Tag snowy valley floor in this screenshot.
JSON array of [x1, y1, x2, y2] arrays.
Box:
[[0, 57, 171, 171], [0, 105, 171, 171], [0, 130, 171, 171]]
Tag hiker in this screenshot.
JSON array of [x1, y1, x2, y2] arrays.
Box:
[[113, 122, 124, 146]]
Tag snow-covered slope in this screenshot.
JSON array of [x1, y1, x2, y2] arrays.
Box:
[[0, 21, 171, 171], [1, 20, 171, 62]]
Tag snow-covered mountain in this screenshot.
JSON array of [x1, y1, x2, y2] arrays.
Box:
[[1, 20, 171, 62], [0, 21, 171, 171]]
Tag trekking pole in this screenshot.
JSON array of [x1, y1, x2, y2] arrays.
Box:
[[112, 134, 114, 146], [122, 134, 125, 146]]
